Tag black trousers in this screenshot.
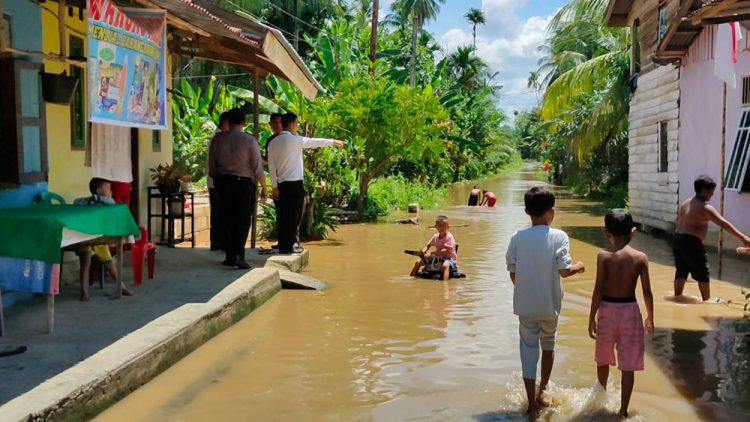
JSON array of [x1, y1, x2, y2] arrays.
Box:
[[277, 180, 304, 254], [208, 188, 225, 251], [215, 175, 256, 263]]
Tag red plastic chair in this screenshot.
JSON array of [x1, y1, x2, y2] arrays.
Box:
[[131, 227, 157, 286]]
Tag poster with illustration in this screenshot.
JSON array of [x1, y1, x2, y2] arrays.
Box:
[[87, 0, 166, 129]]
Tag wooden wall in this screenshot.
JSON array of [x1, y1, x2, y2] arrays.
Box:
[[628, 64, 681, 231]]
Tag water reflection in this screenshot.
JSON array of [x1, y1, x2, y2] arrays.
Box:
[[99, 169, 750, 421], [650, 318, 750, 420]]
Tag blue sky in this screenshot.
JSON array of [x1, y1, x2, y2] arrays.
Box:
[[383, 0, 569, 116]]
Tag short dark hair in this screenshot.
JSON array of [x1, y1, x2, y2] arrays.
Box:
[[89, 177, 110, 195], [218, 111, 229, 126], [281, 112, 298, 128], [226, 108, 246, 125], [694, 175, 717, 194], [524, 186, 555, 217], [270, 113, 283, 122], [604, 209, 634, 237]]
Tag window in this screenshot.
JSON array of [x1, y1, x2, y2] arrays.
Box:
[[631, 19, 641, 75], [0, 59, 48, 184], [658, 121, 669, 173], [726, 108, 750, 191], [70, 35, 86, 150], [152, 130, 161, 152], [658, 3, 669, 43], [743, 77, 750, 106]]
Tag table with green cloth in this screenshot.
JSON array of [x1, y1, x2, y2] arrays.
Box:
[[0, 204, 140, 334]]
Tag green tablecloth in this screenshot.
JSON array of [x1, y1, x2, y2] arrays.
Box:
[[0, 204, 140, 264]]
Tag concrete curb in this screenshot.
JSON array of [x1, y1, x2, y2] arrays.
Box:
[[0, 265, 287, 422], [265, 249, 309, 272]]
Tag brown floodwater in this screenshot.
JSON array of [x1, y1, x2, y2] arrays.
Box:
[[99, 169, 750, 421]]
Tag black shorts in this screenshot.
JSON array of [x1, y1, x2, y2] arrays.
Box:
[[673, 234, 710, 283], [468, 193, 479, 206]]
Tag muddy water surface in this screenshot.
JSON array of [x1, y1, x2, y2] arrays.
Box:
[[100, 170, 750, 421]]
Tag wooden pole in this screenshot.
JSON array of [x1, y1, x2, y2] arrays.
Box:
[[369, 0, 379, 75], [58, 0, 67, 61], [0, 0, 7, 53], [718, 82, 727, 278], [251, 68, 260, 249]]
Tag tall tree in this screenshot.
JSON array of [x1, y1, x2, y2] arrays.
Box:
[[445, 45, 487, 91], [538, 0, 630, 160], [396, 0, 445, 86], [370, 0, 379, 74], [464, 7, 485, 48]]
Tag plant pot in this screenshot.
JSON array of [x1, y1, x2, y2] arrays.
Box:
[[41, 72, 80, 105], [157, 184, 180, 195]]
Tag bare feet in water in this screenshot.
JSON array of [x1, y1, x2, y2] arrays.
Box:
[[121, 287, 133, 296], [80, 292, 90, 301], [526, 405, 538, 421], [536, 388, 551, 408]]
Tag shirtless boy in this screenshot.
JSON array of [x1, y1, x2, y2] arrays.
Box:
[[588, 209, 654, 418], [674, 175, 750, 300]]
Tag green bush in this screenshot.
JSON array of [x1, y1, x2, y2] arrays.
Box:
[[258, 202, 277, 241], [350, 176, 446, 220]]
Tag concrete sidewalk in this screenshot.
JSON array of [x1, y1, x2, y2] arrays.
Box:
[[0, 246, 304, 406]]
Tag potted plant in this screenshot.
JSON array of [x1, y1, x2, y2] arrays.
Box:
[[150, 163, 190, 194]]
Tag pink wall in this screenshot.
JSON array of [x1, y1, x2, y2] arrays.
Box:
[[679, 26, 750, 239]]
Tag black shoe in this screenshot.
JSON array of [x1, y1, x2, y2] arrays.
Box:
[[236, 260, 252, 270], [271, 243, 279, 249], [222, 260, 236, 267]]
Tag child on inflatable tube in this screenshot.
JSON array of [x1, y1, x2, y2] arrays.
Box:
[[409, 216, 458, 281]]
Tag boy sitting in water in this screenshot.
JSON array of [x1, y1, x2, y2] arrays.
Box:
[[588, 209, 654, 418], [73, 177, 133, 301], [505, 186, 585, 420], [674, 175, 750, 301], [410, 216, 458, 281]]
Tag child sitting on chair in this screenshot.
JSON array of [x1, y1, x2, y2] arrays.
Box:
[[73, 177, 133, 301], [410, 215, 458, 281]]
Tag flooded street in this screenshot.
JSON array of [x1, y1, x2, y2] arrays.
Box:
[[99, 169, 750, 421]]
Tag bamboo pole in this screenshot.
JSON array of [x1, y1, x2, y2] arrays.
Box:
[[718, 82, 727, 278], [251, 68, 260, 249], [0, 47, 86, 67]]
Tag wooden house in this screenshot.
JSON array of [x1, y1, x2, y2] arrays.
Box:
[[606, 0, 750, 247]]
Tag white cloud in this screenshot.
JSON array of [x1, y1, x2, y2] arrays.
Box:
[[437, 2, 552, 116]]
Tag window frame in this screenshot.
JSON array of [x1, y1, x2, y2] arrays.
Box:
[[0, 59, 48, 185], [630, 19, 641, 76], [658, 2, 669, 44], [2, 14, 11, 48], [152, 130, 161, 152], [658, 120, 669, 173], [69, 34, 86, 150], [726, 108, 750, 192]]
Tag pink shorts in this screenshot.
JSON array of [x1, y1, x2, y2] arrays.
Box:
[[595, 301, 645, 371], [487, 197, 497, 207]]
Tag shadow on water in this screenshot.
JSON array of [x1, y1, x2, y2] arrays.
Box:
[[649, 317, 750, 420]]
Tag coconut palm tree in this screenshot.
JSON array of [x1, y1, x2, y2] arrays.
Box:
[[395, 0, 445, 86], [445, 45, 488, 91], [464, 7, 485, 48], [538, 0, 630, 160]]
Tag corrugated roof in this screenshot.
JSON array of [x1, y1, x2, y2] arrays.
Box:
[[132, 0, 322, 100]]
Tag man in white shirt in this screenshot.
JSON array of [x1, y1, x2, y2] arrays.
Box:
[[267, 113, 345, 254]]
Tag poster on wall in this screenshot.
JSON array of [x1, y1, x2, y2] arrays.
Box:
[[87, 0, 167, 129]]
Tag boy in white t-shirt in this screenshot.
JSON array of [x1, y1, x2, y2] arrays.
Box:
[[505, 186, 585, 419]]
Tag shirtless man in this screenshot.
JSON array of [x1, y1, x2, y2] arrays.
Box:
[[674, 175, 750, 301], [480, 190, 497, 207], [589, 209, 654, 418], [468, 186, 480, 206]]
